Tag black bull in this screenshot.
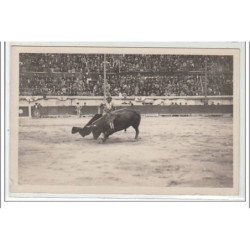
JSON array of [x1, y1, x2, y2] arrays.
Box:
[[71, 108, 141, 142]]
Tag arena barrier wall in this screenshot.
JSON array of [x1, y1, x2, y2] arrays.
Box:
[[19, 96, 233, 117], [26, 105, 232, 117]]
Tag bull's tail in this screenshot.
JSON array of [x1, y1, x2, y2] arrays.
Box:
[[134, 111, 141, 127], [71, 127, 81, 134], [133, 111, 141, 140]]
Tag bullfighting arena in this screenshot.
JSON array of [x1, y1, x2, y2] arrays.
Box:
[[18, 115, 233, 188]]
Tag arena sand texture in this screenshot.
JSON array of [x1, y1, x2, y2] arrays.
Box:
[[18, 116, 233, 188]]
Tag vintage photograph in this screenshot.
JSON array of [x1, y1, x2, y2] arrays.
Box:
[[7, 44, 244, 198]]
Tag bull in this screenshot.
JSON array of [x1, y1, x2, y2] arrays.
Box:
[[71, 108, 141, 142]]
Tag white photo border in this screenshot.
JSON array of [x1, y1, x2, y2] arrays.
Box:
[[4, 42, 246, 202]]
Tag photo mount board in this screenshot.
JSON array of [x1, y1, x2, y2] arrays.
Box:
[[5, 42, 246, 202]]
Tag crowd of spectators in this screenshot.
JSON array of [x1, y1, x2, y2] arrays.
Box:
[[19, 53, 233, 96], [20, 72, 104, 96], [20, 53, 104, 74], [106, 54, 233, 74]]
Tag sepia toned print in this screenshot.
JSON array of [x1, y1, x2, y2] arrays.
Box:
[[8, 44, 243, 198]]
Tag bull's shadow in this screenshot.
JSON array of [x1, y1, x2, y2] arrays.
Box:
[[97, 135, 142, 144]]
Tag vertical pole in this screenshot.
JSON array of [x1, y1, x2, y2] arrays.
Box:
[[104, 54, 106, 99], [118, 55, 121, 93], [204, 59, 208, 106]]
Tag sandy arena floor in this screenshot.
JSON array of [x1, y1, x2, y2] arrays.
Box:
[[18, 116, 233, 188]]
